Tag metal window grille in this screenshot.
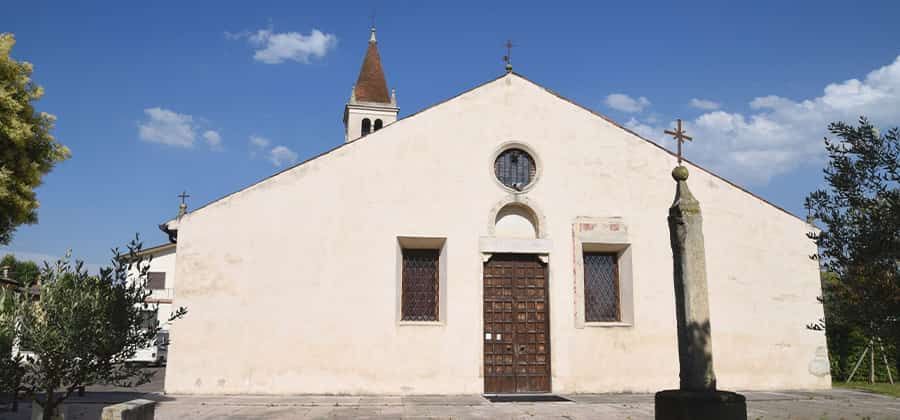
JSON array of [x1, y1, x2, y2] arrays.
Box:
[[401, 249, 439, 321], [583, 252, 620, 322], [494, 149, 536, 190], [147, 272, 166, 290]]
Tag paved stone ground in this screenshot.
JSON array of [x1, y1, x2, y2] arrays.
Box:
[[2, 389, 898, 419]]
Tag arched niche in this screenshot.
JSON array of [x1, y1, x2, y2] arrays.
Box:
[[487, 196, 546, 239], [481, 199, 551, 263], [494, 205, 538, 239]]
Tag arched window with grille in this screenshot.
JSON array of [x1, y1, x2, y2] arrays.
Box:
[[374, 119, 383, 131], [361, 118, 372, 136]]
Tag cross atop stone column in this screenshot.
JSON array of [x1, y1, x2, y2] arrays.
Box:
[[665, 119, 693, 164], [655, 127, 746, 419], [667, 164, 716, 391]]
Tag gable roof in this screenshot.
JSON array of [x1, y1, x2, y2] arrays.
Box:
[[171, 72, 804, 224]]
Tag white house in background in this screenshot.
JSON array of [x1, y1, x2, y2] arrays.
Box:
[[159, 28, 829, 395], [127, 242, 176, 365]]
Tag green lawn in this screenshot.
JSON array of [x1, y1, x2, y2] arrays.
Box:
[[836, 381, 900, 397]]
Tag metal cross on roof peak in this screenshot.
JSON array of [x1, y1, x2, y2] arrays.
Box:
[[503, 40, 514, 72], [178, 190, 190, 205], [664, 119, 693, 164]]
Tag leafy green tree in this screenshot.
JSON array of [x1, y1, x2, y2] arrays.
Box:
[[0, 237, 186, 420], [1, 254, 34, 409], [806, 117, 900, 380], [0, 285, 24, 409], [1, 254, 40, 285], [0, 33, 71, 245], [816, 271, 872, 380]]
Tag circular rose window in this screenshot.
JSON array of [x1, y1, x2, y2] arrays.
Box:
[[494, 148, 536, 191]]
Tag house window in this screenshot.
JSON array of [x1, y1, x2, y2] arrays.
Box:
[[401, 249, 439, 321], [361, 118, 372, 136], [583, 252, 620, 322], [147, 272, 166, 290], [374, 119, 383, 131], [141, 309, 158, 330]]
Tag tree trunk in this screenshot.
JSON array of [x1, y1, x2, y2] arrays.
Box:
[[43, 389, 55, 420]]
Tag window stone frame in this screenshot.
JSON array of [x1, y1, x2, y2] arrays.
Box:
[[489, 142, 542, 194], [396, 236, 447, 326], [572, 217, 635, 328]]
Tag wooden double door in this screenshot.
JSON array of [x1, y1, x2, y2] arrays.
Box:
[[483, 254, 551, 394]]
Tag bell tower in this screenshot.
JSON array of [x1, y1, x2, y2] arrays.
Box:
[[343, 27, 398, 142]]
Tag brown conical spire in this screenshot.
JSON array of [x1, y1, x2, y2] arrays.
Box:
[[353, 27, 391, 104]]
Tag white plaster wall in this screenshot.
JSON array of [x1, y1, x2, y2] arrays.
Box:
[[146, 249, 176, 288], [127, 246, 176, 325], [147, 249, 176, 325], [128, 246, 177, 362], [165, 74, 829, 395]]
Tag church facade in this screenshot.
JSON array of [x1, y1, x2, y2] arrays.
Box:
[[163, 29, 830, 395]]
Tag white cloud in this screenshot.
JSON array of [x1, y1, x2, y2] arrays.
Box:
[[230, 28, 338, 64], [248, 136, 297, 166], [689, 98, 721, 110], [138, 108, 196, 147], [624, 55, 900, 185], [624, 117, 662, 143], [604, 93, 651, 113], [268, 145, 298, 167], [138, 108, 220, 150], [249, 136, 270, 149], [202, 130, 222, 150]]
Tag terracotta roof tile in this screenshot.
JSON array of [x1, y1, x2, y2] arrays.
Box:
[[354, 41, 391, 103]]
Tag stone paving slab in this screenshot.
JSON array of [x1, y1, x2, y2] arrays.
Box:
[[1, 389, 897, 419]]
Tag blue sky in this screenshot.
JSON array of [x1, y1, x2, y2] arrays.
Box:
[[3, 1, 900, 269]]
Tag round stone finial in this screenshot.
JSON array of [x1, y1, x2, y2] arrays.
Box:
[[672, 165, 689, 181], [505, 63, 513, 73]]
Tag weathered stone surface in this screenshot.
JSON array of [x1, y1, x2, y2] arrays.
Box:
[[100, 399, 156, 420], [8, 390, 900, 419], [660, 166, 746, 420], [655, 389, 747, 420], [667, 166, 716, 391], [31, 403, 64, 420]]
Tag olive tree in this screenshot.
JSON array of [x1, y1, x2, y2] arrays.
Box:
[[1, 237, 186, 420], [806, 117, 899, 380]]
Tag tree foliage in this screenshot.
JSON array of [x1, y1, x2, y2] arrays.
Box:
[[0, 237, 186, 420], [1, 254, 40, 285], [806, 117, 900, 379], [0, 33, 71, 245]]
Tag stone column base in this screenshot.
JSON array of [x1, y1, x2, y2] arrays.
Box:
[[654, 389, 747, 420]]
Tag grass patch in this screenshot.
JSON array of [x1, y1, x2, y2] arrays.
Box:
[[836, 381, 900, 398]]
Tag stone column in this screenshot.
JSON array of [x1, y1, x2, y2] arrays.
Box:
[[655, 165, 746, 420], [667, 165, 716, 391]]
